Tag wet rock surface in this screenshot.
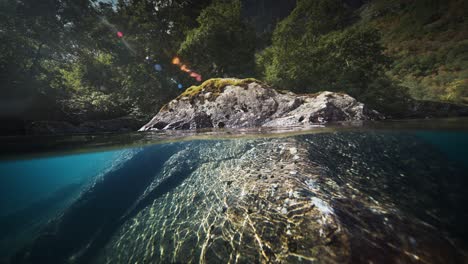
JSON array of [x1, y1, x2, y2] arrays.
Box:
[[140, 79, 382, 131], [11, 131, 468, 264]]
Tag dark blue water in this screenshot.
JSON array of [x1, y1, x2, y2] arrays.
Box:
[[0, 121, 467, 263], [415, 131, 468, 167]]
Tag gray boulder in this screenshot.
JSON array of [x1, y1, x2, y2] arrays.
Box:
[[140, 78, 382, 131]]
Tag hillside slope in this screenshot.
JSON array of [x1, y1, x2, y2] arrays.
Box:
[[359, 0, 468, 103]]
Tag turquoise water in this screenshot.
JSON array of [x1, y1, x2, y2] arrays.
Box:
[[0, 150, 129, 260], [0, 120, 468, 263], [0, 151, 123, 217]]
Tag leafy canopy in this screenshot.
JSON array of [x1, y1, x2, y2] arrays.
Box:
[[178, 0, 256, 79]]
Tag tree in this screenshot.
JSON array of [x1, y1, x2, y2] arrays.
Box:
[[256, 0, 403, 107], [0, 0, 99, 120], [178, 0, 257, 78], [0, 0, 213, 123]]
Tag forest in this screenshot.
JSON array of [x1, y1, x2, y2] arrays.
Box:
[[0, 0, 466, 128]]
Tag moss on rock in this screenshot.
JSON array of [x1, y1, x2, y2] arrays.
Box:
[[160, 78, 262, 112], [178, 78, 261, 99]]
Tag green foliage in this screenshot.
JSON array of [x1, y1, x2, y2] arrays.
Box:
[[0, 0, 98, 119], [360, 0, 468, 104], [271, 0, 350, 46], [258, 0, 349, 86], [2, 0, 466, 126], [55, 51, 132, 120], [178, 0, 256, 78], [0, 0, 210, 123], [256, 0, 394, 98]]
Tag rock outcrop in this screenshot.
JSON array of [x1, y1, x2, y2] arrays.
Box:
[[140, 78, 382, 131]]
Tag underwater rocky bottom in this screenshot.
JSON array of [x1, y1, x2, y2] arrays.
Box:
[[4, 130, 468, 263]]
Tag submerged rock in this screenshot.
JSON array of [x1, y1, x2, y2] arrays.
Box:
[[140, 78, 382, 131], [11, 132, 468, 264], [95, 135, 468, 263]]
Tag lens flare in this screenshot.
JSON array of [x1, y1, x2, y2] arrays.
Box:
[[172, 57, 180, 65], [154, 64, 162, 72], [170, 57, 203, 84], [180, 65, 190, 72]]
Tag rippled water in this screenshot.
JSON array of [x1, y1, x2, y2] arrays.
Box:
[[0, 119, 467, 263]]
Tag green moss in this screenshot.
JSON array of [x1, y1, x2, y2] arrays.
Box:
[[276, 89, 292, 94], [159, 78, 262, 112], [159, 103, 170, 112], [178, 78, 262, 100]]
